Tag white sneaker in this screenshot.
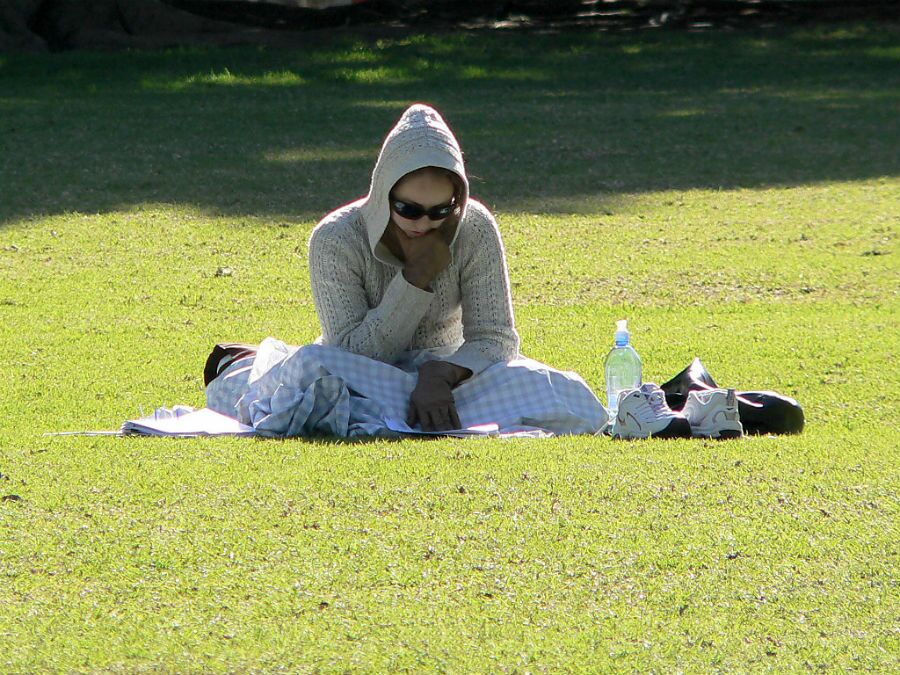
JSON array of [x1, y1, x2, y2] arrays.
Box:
[[683, 388, 743, 439], [611, 383, 692, 439]]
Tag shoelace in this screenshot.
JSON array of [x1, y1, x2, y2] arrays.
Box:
[[646, 391, 669, 416]]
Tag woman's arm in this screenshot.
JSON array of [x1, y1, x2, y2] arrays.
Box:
[[308, 222, 433, 364], [439, 203, 520, 374]]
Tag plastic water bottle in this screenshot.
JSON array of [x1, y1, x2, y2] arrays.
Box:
[[604, 319, 642, 416]]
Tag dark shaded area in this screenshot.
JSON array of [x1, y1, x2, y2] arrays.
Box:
[[171, 0, 900, 32], [0, 26, 898, 226], [2, 0, 898, 52], [3, 0, 300, 52]]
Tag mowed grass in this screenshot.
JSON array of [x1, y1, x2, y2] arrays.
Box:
[[1, 23, 898, 672]]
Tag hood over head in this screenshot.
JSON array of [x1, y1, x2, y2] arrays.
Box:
[[359, 104, 469, 265]]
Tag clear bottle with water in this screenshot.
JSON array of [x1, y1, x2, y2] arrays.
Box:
[[604, 319, 642, 415]]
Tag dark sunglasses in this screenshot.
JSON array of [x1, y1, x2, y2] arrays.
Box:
[[390, 195, 456, 221]]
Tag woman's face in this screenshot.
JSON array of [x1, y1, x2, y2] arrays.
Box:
[[388, 171, 456, 239]]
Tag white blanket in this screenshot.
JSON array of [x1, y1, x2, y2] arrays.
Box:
[[206, 339, 607, 438]]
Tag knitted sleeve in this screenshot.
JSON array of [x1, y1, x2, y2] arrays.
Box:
[[439, 203, 520, 374], [308, 215, 434, 364]]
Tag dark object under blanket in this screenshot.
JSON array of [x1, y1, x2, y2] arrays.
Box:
[[660, 358, 804, 435], [203, 342, 258, 387]]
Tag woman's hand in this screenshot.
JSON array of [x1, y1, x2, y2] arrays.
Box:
[[394, 227, 452, 290], [407, 360, 472, 431]]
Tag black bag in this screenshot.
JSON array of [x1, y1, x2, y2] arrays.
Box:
[[660, 358, 804, 435], [203, 343, 258, 387]]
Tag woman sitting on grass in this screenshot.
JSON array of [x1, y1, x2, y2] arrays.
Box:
[[205, 104, 605, 437]]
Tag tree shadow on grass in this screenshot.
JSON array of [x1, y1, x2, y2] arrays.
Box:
[[0, 24, 898, 227]]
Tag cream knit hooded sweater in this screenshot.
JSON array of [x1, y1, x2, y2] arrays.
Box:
[[308, 104, 520, 375]]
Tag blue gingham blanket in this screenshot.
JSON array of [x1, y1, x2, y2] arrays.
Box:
[[206, 338, 607, 438]]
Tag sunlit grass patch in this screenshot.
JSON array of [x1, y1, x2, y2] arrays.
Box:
[[263, 147, 373, 163], [333, 65, 411, 84], [454, 64, 490, 79], [658, 107, 709, 117], [310, 44, 379, 65], [504, 180, 898, 307], [351, 98, 417, 110], [866, 45, 900, 59], [149, 67, 307, 90], [458, 64, 548, 81]]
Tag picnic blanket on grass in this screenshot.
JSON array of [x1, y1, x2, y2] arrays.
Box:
[[206, 338, 607, 438]]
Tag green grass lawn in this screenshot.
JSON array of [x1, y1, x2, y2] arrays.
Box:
[[1, 22, 898, 672]]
